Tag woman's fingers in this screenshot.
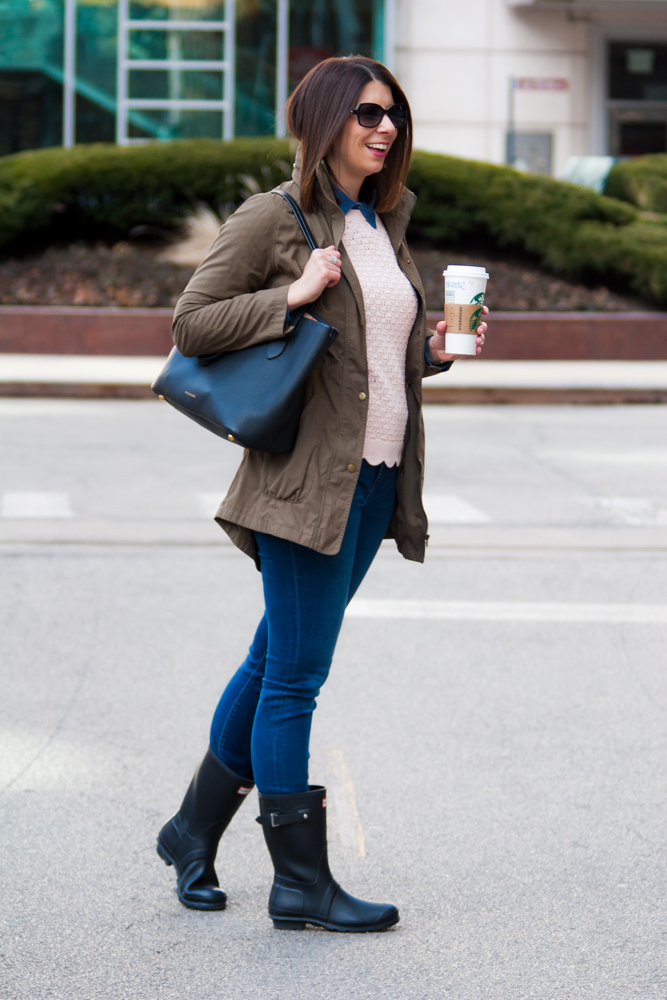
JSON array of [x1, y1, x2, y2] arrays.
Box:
[[314, 247, 341, 287], [319, 246, 341, 288], [429, 315, 488, 361], [287, 245, 342, 308], [322, 246, 341, 268]]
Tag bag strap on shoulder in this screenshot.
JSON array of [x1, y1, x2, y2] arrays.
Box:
[[274, 190, 319, 252]]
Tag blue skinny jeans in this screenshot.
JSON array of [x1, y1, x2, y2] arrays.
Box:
[[209, 459, 398, 795]]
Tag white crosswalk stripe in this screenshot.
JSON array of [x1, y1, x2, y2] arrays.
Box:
[[347, 599, 667, 624], [423, 493, 491, 524], [581, 496, 667, 527], [1, 492, 73, 518]]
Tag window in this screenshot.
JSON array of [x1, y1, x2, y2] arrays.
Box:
[[608, 41, 667, 156], [0, 0, 385, 153]]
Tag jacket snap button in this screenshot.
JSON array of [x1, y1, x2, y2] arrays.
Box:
[[358, 392, 366, 401], [347, 464, 356, 473], [228, 434, 235, 441], [406, 257, 411, 264]]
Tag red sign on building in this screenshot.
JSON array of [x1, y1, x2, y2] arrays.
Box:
[[515, 78, 569, 90]]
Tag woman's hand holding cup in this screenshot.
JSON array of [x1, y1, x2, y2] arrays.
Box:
[[428, 306, 488, 364], [287, 245, 342, 310]]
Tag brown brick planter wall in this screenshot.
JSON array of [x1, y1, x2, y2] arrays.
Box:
[[0, 306, 174, 356], [425, 311, 667, 360], [0, 305, 666, 360]]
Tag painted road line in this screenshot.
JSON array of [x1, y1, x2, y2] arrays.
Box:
[[542, 448, 667, 465], [1, 492, 73, 518], [423, 493, 491, 524], [328, 749, 366, 857], [582, 496, 667, 527], [346, 599, 667, 624]]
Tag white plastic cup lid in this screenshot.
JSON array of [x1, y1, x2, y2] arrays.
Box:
[[443, 265, 490, 279]]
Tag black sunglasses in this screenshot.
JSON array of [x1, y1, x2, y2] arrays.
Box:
[[350, 102, 409, 129]]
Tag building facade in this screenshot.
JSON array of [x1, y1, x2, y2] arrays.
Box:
[[397, 0, 667, 175], [1, 0, 666, 174]]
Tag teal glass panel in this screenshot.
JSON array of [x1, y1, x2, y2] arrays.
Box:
[[75, 0, 118, 144], [128, 0, 225, 21], [129, 69, 224, 100], [235, 0, 276, 137], [372, 0, 384, 63], [128, 28, 225, 60], [288, 0, 377, 92], [0, 0, 64, 154], [128, 107, 223, 138]]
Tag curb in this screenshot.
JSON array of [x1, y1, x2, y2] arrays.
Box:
[[0, 382, 154, 399], [421, 385, 667, 405], [3, 382, 666, 405]]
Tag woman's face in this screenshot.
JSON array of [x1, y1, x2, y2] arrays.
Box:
[[327, 79, 398, 192]]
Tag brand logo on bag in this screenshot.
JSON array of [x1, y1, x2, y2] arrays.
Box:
[[237, 786, 252, 795], [322, 798, 327, 808], [184, 390, 197, 398]]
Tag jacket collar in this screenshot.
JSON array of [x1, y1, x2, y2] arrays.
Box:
[[290, 145, 416, 252]]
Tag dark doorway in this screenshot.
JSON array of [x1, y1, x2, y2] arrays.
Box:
[[619, 121, 667, 156], [608, 41, 667, 156]]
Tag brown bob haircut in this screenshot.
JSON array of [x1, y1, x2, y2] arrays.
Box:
[[286, 55, 412, 214]]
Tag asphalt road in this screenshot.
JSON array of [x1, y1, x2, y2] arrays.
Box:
[[1, 399, 666, 1000]]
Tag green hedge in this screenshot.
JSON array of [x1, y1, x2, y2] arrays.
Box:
[[407, 151, 667, 303], [604, 154, 667, 214], [1, 139, 666, 303], [0, 138, 293, 248]]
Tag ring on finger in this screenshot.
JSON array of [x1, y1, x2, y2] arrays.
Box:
[[330, 254, 337, 265]]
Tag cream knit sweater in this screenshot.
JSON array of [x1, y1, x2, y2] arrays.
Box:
[[342, 209, 419, 467]]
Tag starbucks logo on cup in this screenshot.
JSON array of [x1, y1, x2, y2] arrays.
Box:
[[468, 306, 483, 332]]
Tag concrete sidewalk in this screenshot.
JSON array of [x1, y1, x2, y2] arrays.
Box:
[[2, 353, 667, 402]]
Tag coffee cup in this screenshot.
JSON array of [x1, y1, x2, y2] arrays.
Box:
[[443, 265, 489, 355]]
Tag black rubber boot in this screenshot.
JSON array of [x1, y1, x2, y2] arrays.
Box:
[[157, 749, 254, 910], [256, 785, 399, 932]]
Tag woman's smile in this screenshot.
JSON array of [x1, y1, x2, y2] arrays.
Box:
[[366, 141, 389, 157]]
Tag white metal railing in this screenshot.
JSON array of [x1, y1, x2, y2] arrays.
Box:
[[63, 0, 76, 146], [116, 0, 235, 145], [275, 0, 288, 138]]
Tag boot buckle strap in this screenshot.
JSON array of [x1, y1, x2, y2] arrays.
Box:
[[256, 808, 311, 828]]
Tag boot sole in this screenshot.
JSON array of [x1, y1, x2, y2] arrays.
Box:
[[156, 838, 227, 911], [271, 912, 400, 933]]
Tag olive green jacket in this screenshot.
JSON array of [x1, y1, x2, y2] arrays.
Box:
[[172, 153, 446, 568]]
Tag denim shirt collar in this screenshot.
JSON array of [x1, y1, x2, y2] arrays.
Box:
[[332, 184, 377, 229]]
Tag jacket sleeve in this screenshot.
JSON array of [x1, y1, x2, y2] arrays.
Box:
[[172, 192, 291, 357], [422, 338, 454, 378]]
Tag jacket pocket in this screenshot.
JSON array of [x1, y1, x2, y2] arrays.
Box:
[[261, 392, 325, 504]]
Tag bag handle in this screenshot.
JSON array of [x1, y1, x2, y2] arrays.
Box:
[[273, 189, 320, 252], [198, 190, 318, 367], [199, 190, 322, 367]]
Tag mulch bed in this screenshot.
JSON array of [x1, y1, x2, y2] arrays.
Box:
[[411, 246, 654, 313], [0, 239, 655, 312]]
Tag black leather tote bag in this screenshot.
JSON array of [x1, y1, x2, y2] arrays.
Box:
[[151, 191, 339, 454]]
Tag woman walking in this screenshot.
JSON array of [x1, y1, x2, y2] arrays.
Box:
[[157, 55, 487, 932]]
